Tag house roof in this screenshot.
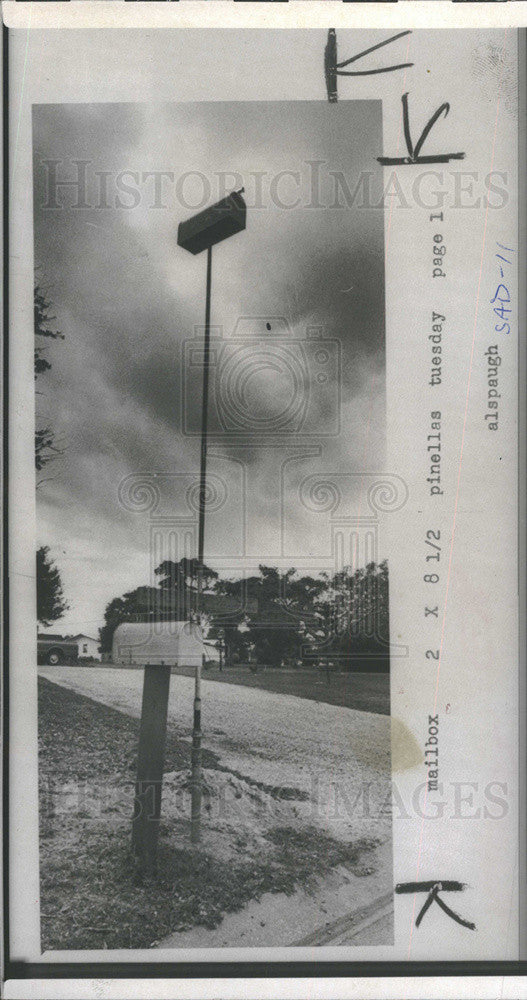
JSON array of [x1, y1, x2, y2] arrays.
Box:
[[72, 634, 98, 642]]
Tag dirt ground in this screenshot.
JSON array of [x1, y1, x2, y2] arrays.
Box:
[[39, 667, 393, 950], [39, 665, 392, 839]]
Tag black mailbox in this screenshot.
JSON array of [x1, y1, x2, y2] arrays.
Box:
[[177, 189, 247, 255]]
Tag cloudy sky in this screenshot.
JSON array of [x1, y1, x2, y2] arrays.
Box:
[[33, 100, 386, 637]]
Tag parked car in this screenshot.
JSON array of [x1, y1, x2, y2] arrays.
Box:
[[37, 636, 79, 666]]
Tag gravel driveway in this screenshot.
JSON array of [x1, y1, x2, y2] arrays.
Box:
[[39, 665, 392, 843]]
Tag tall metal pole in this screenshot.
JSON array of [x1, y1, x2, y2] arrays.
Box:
[[190, 243, 212, 844]]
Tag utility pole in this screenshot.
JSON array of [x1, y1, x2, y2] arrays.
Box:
[[190, 244, 212, 844]]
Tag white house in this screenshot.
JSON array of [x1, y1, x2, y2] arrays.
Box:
[[73, 634, 101, 660], [203, 641, 220, 665]]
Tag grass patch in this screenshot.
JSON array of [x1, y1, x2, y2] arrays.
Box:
[[172, 665, 390, 715], [40, 823, 377, 951], [39, 677, 378, 951], [38, 675, 219, 779]]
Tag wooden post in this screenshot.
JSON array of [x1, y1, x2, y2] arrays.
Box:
[[132, 663, 172, 875]]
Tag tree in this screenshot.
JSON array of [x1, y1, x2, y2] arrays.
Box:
[[34, 281, 65, 477], [99, 560, 221, 654], [154, 557, 219, 620], [241, 566, 312, 667], [98, 559, 391, 671], [312, 560, 390, 670], [36, 546, 69, 627], [99, 585, 160, 654]]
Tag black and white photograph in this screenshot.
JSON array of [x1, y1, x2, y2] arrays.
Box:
[[33, 97, 394, 951]]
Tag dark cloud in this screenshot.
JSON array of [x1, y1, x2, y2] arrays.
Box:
[[33, 101, 386, 632]]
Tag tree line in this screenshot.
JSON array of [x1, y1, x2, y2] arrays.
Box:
[[35, 279, 70, 628], [99, 558, 390, 672]]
